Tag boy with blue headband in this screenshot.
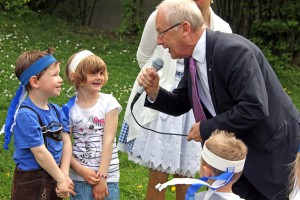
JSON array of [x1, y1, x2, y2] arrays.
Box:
[[2, 48, 75, 199], [156, 130, 248, 200]]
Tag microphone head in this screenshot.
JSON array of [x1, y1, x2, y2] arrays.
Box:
[[152, 58, 164, 71]]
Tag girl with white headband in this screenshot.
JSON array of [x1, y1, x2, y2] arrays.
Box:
[[156, 130, 248, 200], [63, 50, 122, 200], [2, 48, 74, 199]]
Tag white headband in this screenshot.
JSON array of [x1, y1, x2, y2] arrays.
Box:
[[68, 50, 95, 76], [202, 143, 245, 173]]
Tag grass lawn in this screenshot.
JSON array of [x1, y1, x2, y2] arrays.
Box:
[[0, 10, 300, 200]]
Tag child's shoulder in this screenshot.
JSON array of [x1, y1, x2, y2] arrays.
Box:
[[99, 92, 121, 111], [99, 92, 117, 101], [48, 102, 61, 110]]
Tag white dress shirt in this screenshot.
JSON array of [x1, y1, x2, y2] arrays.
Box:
[[192, 30, 216, 117]]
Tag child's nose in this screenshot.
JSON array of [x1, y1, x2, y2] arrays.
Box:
[[59, 76, 63, 82]]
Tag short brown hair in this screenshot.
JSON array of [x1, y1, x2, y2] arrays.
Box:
[[202, 130, 248, 182], [15, 47, 58, 91], [65, 50, 108, 89]]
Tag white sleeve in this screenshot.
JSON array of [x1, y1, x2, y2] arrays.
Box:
[[210, 8, 232, 33], [136, 10, 158, 68]]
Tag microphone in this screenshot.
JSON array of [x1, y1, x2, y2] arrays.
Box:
[[131, 58, 164, 110]]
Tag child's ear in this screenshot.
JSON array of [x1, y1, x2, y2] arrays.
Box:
[[69, 72, 75, 81], [29, 76, 38, 88], [199, 164, 212, 177], [203, 165, 213, 177]]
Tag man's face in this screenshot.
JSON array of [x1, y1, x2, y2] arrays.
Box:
[[156, 10, 183, 59]]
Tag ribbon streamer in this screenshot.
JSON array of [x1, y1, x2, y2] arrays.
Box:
[[155, 170, 234, 200]]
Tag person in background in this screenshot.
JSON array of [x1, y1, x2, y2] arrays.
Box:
[[138, 0, 300, 199], [118, 0, 231, 199], [2, 48, 74, 199], [63, 50, 122, 200]]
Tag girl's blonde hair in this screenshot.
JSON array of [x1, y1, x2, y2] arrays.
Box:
[[202, 130, 248, 182], [65, 50, 108, 89], [15, 47, 58, 91]]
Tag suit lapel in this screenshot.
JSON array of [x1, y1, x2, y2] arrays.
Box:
[[206, 29, 219, 114]]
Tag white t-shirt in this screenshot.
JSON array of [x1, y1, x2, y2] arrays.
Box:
[[69, 93, 122, 183]]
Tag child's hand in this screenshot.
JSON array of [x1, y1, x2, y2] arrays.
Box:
[[79, 166, 100, 185], [65, 176, 76, 196], [56, 180, 69, 198], [93, 177, 109, 200]]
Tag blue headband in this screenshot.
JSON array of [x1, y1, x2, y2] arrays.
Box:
[[19, 54, 57, 86], [2, 54, 57, 150]]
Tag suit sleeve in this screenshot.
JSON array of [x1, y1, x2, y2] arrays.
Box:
[[144, 63, 192, 116]]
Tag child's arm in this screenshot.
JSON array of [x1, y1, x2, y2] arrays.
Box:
[[70, 152, 100, 185], [60, 132, 76, 196], [93, 108, 119, 199], [31, 145, 69, 198]]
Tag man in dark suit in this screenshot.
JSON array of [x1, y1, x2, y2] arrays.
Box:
[[137, 0, 300, 199]]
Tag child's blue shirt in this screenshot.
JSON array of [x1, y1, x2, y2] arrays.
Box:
[[13, 97, 69, 170]]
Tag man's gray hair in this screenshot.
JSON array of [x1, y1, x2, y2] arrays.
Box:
[[156, 0, 204, 31]]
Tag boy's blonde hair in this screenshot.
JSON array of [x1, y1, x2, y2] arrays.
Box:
[[15, 47, 58, 91], [202, 130, 248, 182], [65, 50, 108, 89], [289, 152, 300, 194]]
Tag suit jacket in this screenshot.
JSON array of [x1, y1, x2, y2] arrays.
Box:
[[145, 29, 300, 199]]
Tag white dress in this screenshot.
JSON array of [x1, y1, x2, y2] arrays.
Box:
[[118, 9, 232, 177]]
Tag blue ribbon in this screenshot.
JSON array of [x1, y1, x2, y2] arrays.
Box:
[[19, 54, 57, 86], [3, 86, 25, 150], [3, 54, 57, 150], [185, 171, 234, 200], [62, 96, 76, 121], [298, 145, 300, 152]]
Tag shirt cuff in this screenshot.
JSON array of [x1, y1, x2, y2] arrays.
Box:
[[147, 95, 155, 103]]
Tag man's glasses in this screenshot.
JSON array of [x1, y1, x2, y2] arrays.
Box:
[[157, 22, 181, 38]]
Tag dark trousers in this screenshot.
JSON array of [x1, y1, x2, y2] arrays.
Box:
[[11, 167, 62, 200], [232, 174, 288, 200]]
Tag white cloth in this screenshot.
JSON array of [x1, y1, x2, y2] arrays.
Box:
[[290, 181, 300, 200], [210, 8, 232, 33], [69, 93, 121, 183]]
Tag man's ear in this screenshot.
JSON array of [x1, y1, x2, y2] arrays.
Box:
[[181, 21, 191, 35], [29, 76, 39, 88]]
